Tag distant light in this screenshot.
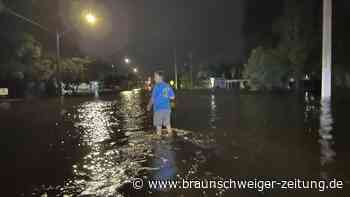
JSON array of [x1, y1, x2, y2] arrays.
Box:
[[305, 74, 310, 80], [121, 90, 132, 96], [85, 13, 97, 25], [170, 80, 175, 86], [124, 58, 131, 64], [133, 68, 138, 73], [0, 88, 9, 96]]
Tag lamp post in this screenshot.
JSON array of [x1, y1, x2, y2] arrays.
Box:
[[55, 13, 98, 95], [174, 48, 178, 90], [1, 4, 98, 95]]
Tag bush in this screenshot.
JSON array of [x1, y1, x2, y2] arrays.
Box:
[[243, 46, 291, 90]]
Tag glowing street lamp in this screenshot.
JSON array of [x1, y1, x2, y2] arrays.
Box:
[[85, 12, 97, 25]]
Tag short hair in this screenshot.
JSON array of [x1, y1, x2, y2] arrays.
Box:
[[155, 70, 164, 79]]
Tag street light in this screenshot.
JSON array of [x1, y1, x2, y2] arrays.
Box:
[[85, 12, 97, 25], [2, 4, 98, 95], [133, 68, 138, 73]]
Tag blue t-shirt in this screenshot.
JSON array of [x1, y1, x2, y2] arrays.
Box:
[[152, 82, 175, 112]]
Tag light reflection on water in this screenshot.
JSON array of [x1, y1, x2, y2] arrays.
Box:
[[318, 99, 336, 179], [118, 90, 147, 131], [69, 101, 127, 196], [60, 91, 149, 196], [55, 91, 216, 196], [303, 94, 337, 180], [209, 94, 217, 129]]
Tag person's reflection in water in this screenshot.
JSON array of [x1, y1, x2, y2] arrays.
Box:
[[209, 94, 217, 129], [318, 99, 336, 179], [152, 137, 177, 192], [92, 81, 99, 98]]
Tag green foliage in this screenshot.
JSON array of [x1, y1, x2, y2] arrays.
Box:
[[244, 1, 318, 91], [30, 56, 55, 81], [0, 33, 40, 79], [15, 33, 42, 62], [179, 73, 191, 89], [0, 31, 93, 83], [60, 57, 92, 83], [274, 1, 316, 79], [86, 60, 115, 81], [244, 46, 290, 90]]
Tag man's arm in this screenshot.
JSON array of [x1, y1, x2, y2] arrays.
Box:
[[147, 97, 153, 111], [147, 87, 155, 111], [169, 87, 175, 100]]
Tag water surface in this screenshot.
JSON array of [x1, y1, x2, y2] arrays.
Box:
[[0, 90, 349, 196]]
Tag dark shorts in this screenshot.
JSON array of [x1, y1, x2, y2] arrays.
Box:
[[153, 109, 171, 127]]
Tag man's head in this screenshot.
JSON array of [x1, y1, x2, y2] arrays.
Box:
[[154, 70, 164, 83]]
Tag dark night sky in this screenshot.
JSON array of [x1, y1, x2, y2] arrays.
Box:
[[3, 0, 350, 75], [66, 0, 282, 74], [52, 0, 348, 75]]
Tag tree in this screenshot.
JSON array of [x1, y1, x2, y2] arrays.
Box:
[[30, 56, 56, 81], [60, 57, 91, 84], [243, 46, 290, 90], [85, 59, 116, 81], [274, 0, 317, 90], [243, 0, 318, 91], [0, 33, 42, 80]]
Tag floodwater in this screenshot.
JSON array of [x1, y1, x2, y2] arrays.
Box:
[[0, 90, 349, 197]]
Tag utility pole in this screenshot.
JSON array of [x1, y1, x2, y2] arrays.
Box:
[[322, 0, 332, 100], [189, 52, 193, 89], [56, 31, 62, 95], [174, 48, 178, 90]]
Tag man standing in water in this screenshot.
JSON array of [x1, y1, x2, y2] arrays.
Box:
[[147, 71, 175, 135]]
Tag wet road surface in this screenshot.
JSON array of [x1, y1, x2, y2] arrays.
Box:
[[0, 90, 349, 196]]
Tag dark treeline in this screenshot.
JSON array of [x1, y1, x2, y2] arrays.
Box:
[[197, 0, 350, 92], [242, 0, 350, 91]]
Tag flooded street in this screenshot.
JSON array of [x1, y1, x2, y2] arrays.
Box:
[[1, 90, 349, 196]]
